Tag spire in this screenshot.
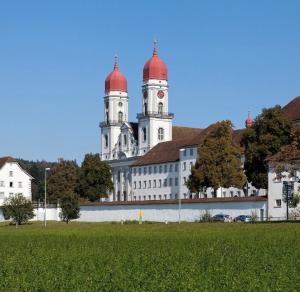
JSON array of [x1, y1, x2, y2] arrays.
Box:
[[114, 53, 119, 70], [245, 111, 253, 128], [153, 38, 158, 56]]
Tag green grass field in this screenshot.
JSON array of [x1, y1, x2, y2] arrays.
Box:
[[0, 222, 299, 291]]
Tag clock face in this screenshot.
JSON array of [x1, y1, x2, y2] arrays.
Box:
[[157, 90, 164, 98], [143, 91, 148, 98]]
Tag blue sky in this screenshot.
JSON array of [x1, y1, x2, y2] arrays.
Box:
[[1, 0, 300, 163]]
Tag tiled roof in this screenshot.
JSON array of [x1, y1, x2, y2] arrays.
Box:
[[132, 125, 245, 166], [282, 96, 300, 121], [0, 156, 16, 169]]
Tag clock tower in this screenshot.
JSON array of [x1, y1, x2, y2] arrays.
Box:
[[137, 44, 174, 155]]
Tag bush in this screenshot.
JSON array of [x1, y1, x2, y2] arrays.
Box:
[[199, 210, 213, 222], [2, 194, 34, 227]]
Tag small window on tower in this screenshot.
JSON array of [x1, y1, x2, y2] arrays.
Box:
[[118, 111, 123, 123], [104, 135, 108, 148], [142, 127, 146, 142], [158, 128, 164, 141], [158, 102, 163, 114]]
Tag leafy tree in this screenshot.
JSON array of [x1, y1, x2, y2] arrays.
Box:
[[77, 153, 113, 202], [241, 106, 294, 189], [47, 159, 79, 202], [59, 192, 80, 223], [187, 120, 246, 196], [2, 194, 34, 227]]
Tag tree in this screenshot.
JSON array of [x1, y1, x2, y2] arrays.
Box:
[[241, 106, 294, 189], [77, 153, 113, 202], [187, 120, 246, 196], [47, 159, 78, 202], [2, 194, 34, 227], [59, 192, 80, 223]]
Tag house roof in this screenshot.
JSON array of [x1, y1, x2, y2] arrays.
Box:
[[282, 96, 300, 121], [132, 125, 245, 167], [0, 156, 16, 169]]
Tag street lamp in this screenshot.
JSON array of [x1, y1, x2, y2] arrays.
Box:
[[44, 168, 50, 227]]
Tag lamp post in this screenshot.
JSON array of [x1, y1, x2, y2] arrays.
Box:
[[44, 168, 50, 227]]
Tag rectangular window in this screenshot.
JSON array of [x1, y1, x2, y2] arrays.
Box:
[[0, 181, 4, 187], [183, 162, 186, 171], [9, 182, 13, 188], [143, 167, 147, 175], [164, 179, 167, 187], [148, 180, 151, 188], [0, 192, 4, 198], [175, 178, 178, 186], [223, 191, 226, 197], [159, 166, 162, 173], [169, 164, 173, 172], [159, 195, 162, 200], [230, 191, 234, 197], [134, 182, 136, 189], [18, 182, 22, 188], [143, 196, 146, 200], [183, 149, 187, 156], [9, 171, 13, 177], [237, 191, 241, 197], [154, 195, 156, 200], [139, 181, 141, 189], [143, 181, 146, 189], [159, 179, 162, 188], [175, 164, 178, 172], [164, 194, 167, 200], [138, 168, 142, 176], [153, 180, 157, 188], [183, 177, 187, 185], [133, 168, 136, 176], [164, 165, 167, 173], [275, 199, 282, 208], [190, 162, 193, 170], [149, 166, 152, 174], [190, 148, 194, 156], [148, 195, 151, 200], [169, 178, 173, 186], [154, 166, 157, 174]]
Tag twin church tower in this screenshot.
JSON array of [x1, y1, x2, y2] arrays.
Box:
[[100, 45, 174, 161]]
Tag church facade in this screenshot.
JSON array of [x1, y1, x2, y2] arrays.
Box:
[[100, 46, 264, 202]]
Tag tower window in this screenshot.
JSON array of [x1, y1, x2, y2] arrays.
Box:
[[104, 134, 108, 148], [118, 111, 123, 123], [123, 135, 127, 146], [144, 102, 148, 114], [158, 128, 164, 141], [142, 127, 146, 142], [106, 101, 109, 109], [158, 102, 163, 114]]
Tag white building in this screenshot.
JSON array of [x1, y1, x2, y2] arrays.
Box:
[[100, 45, 265, 202], [0, 157, 33, 205]]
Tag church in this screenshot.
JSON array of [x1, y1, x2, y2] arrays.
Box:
[[99, 45, 267, 202]]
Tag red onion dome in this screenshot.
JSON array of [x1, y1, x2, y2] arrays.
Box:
[[143, 47, 167, 81], [245, 113, 253, 128], [105, 61, 127, 92]]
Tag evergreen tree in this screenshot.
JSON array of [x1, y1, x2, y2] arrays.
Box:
[[77, 153, 113, 202], [241, 106, 294, 189], [187, 120, 246, 196], [47, 159, 78, 202]]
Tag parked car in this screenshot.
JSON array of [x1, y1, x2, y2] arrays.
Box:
[[212, 214, 232, 222], [234, 215, 251, 222]]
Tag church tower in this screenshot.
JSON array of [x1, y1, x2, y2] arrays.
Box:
[[137, 43, 174, 155], [100, 57, 128, 160]]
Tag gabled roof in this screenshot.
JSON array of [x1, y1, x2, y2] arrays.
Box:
[[283, 96, 300, 121], [0, 156, 16, 169], [132, 125, 245, 167]]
